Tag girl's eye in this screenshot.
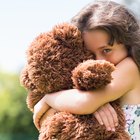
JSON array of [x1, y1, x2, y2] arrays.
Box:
[[102, 49, 112, 54]]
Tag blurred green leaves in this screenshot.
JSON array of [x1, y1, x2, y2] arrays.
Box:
[[0, 71, 38, 140]]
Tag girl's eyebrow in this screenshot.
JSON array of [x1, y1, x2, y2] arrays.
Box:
[[99, 45, 108, 49]]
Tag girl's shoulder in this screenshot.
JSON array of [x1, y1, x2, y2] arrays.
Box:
[[116, 57, 140, 82], [118, 57, 139, 72], [120, 57, 134, 63]]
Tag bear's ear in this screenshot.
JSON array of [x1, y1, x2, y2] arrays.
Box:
[[52, 23, 83, 48]]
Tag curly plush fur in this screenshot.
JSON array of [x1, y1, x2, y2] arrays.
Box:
[[20, 23, 130, 140]]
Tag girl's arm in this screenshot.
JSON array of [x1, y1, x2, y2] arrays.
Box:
[[43, 57, 139, 114]]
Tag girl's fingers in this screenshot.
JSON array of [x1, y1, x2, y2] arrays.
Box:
[[100, 105, 116, 131], [33, 113, 40, 130], [106, 103, 118, 126], [95, 109, 112, 131], [94, 111, 103, 125], [94, 103, 118, 131]]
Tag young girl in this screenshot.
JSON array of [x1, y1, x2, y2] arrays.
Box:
[[33, 1, 140, 139]]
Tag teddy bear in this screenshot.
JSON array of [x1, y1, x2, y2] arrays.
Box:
[[20, 23, 130, 140]]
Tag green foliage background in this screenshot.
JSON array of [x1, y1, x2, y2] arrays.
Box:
[[0, 71, 38, 140]]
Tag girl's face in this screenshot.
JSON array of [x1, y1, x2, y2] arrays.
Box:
[[83, 30, 128, 65]]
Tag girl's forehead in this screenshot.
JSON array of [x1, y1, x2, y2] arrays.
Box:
[[83, 30, 109, 41], [83, 30, 110, 48]]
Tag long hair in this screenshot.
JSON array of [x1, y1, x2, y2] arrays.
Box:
[[71, 0, 140, 69]]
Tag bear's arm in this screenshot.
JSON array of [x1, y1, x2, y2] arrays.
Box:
[[44, 57, 138, 114]]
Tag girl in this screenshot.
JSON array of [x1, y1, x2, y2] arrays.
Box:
[[33, 1, 140, 139]]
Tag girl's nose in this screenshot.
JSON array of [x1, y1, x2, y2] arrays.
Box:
[[95, 55, 105, 60]]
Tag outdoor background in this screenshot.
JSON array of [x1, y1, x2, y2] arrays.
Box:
[[0, 0, 140, 140]]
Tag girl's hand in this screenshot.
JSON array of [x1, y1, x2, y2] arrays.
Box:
[[94, 103, 118, 131], [39, 108, 57, 127], [33, 97, 50, 130]]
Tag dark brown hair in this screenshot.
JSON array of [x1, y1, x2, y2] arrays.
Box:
[[71, 0, 140, 69]]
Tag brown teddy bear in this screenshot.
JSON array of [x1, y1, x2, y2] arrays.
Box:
[[20, 23, 130, 140]]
